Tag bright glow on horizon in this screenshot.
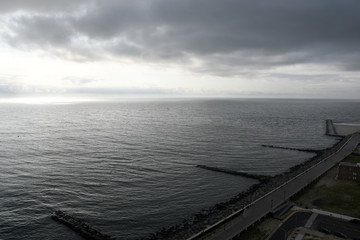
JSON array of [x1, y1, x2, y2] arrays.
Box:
[[0, 97, 99, 105]]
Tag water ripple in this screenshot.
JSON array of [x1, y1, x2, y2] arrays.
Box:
[[0, 100, 359, 239]]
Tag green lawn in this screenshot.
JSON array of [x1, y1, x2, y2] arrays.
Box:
[[233, 225, 268, 240], [237, 152, 360, 239], [343, 154, 360, 163], [318, 184, 360, 217], [295, 180, 360, 218], [233, 217, 280, 240]]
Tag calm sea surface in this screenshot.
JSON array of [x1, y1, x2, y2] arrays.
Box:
[[0, 99, 359, 240]]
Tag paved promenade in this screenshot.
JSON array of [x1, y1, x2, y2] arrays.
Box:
[[188, 133, 360, 240]]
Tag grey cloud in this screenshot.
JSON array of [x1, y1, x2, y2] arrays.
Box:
[[0, 84, 16, 95], [0, 74, 67, 95], [62, 77, 99, 85], [0, 0, 88, 13], [73, 0, 150, 39], [67, 86, 183, 96], [2, 0, 360, 74], [7, 16, 73, 47], [0, 75, 23, 95]]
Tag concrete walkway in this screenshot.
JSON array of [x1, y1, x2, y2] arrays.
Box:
[[269, 208, 359, 240], [188, 133, 360, 240], [304, 213, 318, 228], [311, 208, 356, 221]]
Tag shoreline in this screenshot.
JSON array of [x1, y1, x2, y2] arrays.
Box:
[[138, 136, 344, 240]]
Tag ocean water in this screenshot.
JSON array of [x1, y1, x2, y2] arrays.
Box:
[[0, 99, 359, 240]]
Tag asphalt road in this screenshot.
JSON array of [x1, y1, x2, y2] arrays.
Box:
[[190, 133, 360, 240], [269, 212, 312, 240], [269, 211, 360, 240], [311, 214, 360, 239], [269, 212, 360, 240]]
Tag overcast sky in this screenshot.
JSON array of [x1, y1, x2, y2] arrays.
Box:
[[0, 0, 359, 101]]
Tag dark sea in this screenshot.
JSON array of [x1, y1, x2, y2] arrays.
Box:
[[1, 99, 359, 240]]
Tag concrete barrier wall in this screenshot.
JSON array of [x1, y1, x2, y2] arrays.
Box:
[[187, 133, 360, 240], [333, 123, 360, 136]]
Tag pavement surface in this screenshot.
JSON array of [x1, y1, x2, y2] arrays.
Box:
[[311, 214, 360, 239], [190, 133, 360, 240], [269, 212, 312, 240], [269, 210, 360, 240]]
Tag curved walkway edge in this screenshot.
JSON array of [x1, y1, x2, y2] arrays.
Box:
[[187, 133, 360, 240]]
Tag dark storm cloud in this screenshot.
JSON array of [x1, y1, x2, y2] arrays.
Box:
[[2, 0, 360, 74]]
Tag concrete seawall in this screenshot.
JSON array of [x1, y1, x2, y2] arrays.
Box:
[[52, 210, 116, 240], [326, 119, 360, 136], [261, 144, 322, 154], [139, 121, 359, 240], [187, 133, 360, 240], [326, 119, 338, 136]]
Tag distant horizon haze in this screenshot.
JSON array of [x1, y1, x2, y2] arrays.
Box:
[[1, 96, 360, 105]]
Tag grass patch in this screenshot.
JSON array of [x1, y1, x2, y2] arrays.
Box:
[[233, 217, 280, 240], [296, 181, 360, 218], [233, 225, 268, 240], [293, 179, 319, 197], [295, 159, 360, 218], [303, 233, 322, 240], [343, 154, 360, 163], [319, 184, 360, 217], [355, 145, 360, 153]]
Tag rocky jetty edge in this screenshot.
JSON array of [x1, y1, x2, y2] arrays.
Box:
[[138, 135, 348, 240], [196, 164, 269, 181], [261, 144, 323, 154], [52, 210, 116, 240]]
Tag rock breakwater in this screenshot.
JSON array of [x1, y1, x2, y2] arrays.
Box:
[[196, 165, 269, 181], [138, 135, 350, 240], [52, 210, 116, 240]]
